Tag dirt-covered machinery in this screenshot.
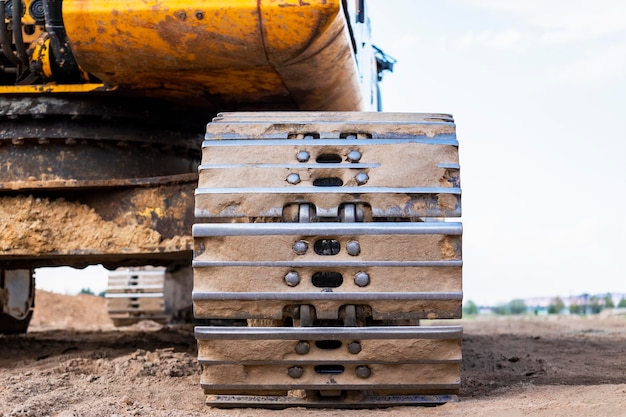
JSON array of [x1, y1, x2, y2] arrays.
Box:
[[0, 0, 462, 407], [105, 265, 193, 326]]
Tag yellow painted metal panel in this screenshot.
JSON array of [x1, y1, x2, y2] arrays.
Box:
[[62, 0, 364, 110], [0, 84, 113, 94], [63, 0, 266, 71]]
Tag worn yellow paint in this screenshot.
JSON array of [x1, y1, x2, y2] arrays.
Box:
[[0, 84, 114, 94], [30, 36, 53, 78], [62, 0, 365, 110], [21, 0, 45, 44], [138, 207, 164, 220]]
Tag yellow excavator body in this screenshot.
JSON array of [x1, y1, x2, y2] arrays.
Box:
[[2, 0, 369, 110], [62, 0, 365, 110]]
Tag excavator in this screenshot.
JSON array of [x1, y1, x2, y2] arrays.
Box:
[[0, 0, 462, 408]]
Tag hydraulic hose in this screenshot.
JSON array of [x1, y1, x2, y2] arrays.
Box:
[[12, 0, 29, 65], [0, 1, 22, 66]]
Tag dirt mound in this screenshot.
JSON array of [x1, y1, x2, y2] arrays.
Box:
[[31, 290, 115, 331], [2, 292, 626, 416]]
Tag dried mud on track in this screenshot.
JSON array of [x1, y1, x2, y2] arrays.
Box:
[[1, 291, 626, 417]]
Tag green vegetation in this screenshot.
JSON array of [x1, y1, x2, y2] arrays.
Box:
[[567, 293, 620, 315], [588, 296, 603, 314], [463, 300, 479, 316], [548, 297, 565, 314], [483, 293, 623, 316], [492, 299, 528, 315], [79, 288, 106, 297], [569, 303, 584, 315]]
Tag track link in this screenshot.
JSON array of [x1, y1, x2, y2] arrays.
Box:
[[106, 267, 169, 326], [192, 112, 462, 407], [106, 266, 194, 326]]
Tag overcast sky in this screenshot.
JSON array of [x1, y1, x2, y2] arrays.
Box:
[[368, 0, 626, 304], [37, 1, 626, 305]]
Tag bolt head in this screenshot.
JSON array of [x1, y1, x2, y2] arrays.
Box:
[[296, 151, 310, 162], [284, 271, 301, 287], [295, 341, 310, 355], [346, 240, 361, 256], [288, 366, 304, 378], [292, 240, 308, 255], [347, 341, 362, 354], [347, 150, 362, 163], [286, 173, 301, 185], [355, 172, 369, 185], [354, 272, 370, 287], [355, 365, 371, 378]]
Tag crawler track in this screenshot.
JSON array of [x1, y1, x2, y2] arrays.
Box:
[[192, 112, 462, 407]]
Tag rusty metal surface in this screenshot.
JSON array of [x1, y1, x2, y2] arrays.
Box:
[[0, 96, 199, 269], [0, 96, 201, 190], [0, 96, 207, 126], [0, 269, 34, 334], [203, 393, 457, 408]]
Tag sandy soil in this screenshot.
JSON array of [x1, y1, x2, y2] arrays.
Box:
[[1, 290, 625, 416], [0, 196, 191, 255]]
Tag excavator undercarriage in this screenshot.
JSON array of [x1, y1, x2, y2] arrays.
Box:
[[0, 95, 198, 331], [0, 0, 463, 408]]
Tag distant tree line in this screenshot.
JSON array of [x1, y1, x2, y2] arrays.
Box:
[[565, 294, 625, 315], [491, 299, 528, 315], [80, 288, 106, 297], [463, 294, 626, 316]]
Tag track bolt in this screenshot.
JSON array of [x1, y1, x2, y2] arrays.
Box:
[[346, 240, 361, 256], [295, 341, 310, 355], [195, 10, 204, 20], [347, 341, 362, 354], [355, 173, 369, 185], [288, 366, 304, 379], [346, 150, 362, 163], [354, 272, 370, 287], [284, 271, 301, 287], [296, 150, 310, 162], [355, 365, 371, 378], [287, 173, 301, 185], [293, 240, 308, 255]]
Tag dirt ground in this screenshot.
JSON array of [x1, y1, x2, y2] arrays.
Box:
[[1, 291, 625, 417]]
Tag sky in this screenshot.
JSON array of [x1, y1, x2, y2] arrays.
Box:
[[37, 0, 626, 305], [368, 0, 626, 304]]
